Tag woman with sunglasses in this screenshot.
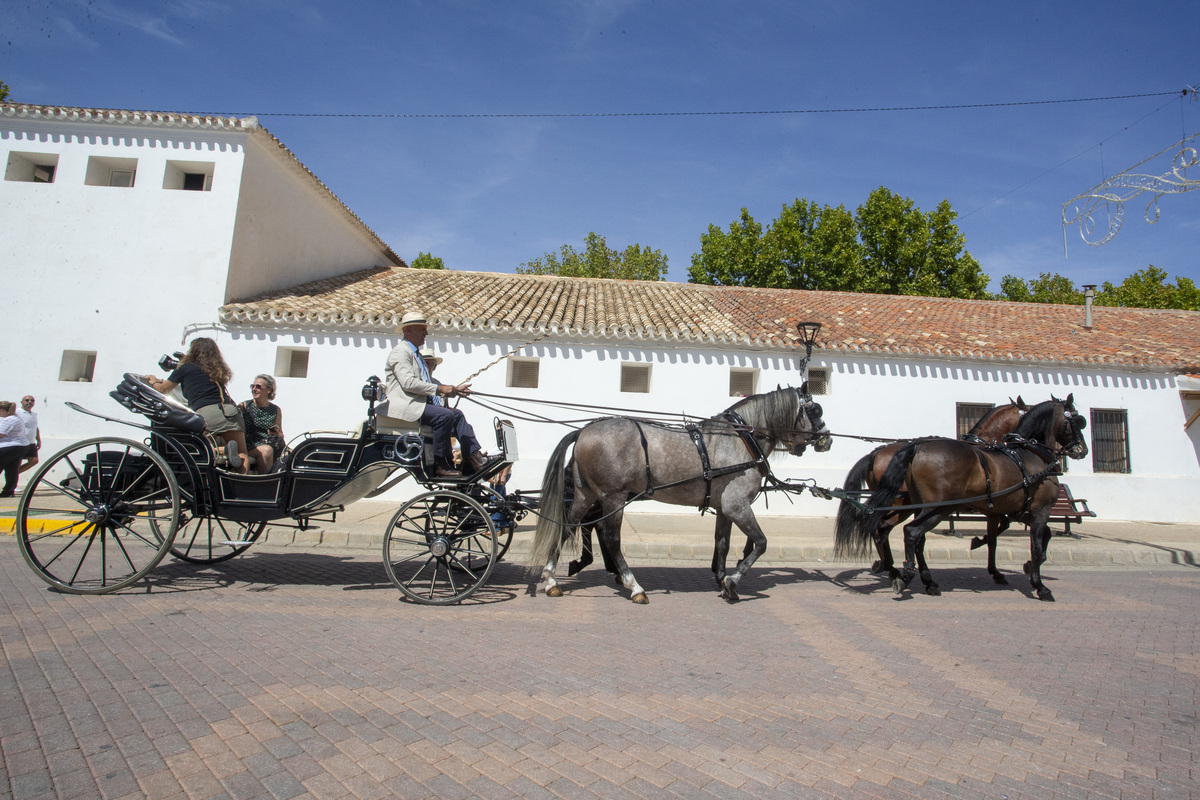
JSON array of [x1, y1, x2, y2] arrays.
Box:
[[239, 374, 284, 474]]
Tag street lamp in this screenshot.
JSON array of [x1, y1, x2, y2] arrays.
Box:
[[796, 321, 822, 385]]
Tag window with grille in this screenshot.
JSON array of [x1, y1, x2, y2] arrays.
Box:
[[805, 367, 829, 396], [1091, 409, 1131, 473], [508, 358, 540, 389], [956, 402, 996, 438], [620, 363, 650, 393], [729, 369, 757, 397], [275, 347, 310, 379]]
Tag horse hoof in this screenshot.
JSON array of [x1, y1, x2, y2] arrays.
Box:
[[1037, 588, 1055, 602], [926, 585, 941, 597], [891, 578, 905, 595], [969, 537, 985, 551], [545, 585, 563, 598], [993, 573, 1008, 585], [870, 560, 883, 574], [631, 592, 649, 605], [721, 579, 740, 603]]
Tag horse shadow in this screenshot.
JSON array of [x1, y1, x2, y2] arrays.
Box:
[[828, 564, 1055, 600]]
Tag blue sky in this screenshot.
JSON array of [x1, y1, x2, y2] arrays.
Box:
[[6, 1, 1198, 291]]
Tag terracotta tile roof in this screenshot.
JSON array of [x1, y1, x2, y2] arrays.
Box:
[[219, 267, 1200, 371], [1, 103, 404, 268]]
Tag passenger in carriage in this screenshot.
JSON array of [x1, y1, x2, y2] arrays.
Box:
[[382, 311, 501, 479], [238, 374, 285, 475], [146, 338, 250, 474]]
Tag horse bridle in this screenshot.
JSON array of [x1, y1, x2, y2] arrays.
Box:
[[791, 387, 831, 452]]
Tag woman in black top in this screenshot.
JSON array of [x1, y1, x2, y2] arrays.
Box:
[[147, 338, 249, 473]]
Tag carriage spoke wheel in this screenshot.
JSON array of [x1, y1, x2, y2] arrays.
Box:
[[16, 437, 180, 594], [383, 490, 497, 604], [166, 515, 267, 564]]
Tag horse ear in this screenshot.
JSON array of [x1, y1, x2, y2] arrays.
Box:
[[1017, 396, 1027, 410], [1065, 392, 1074, 408], [799, 380, 809, 395], [776, 384, 782, 391]]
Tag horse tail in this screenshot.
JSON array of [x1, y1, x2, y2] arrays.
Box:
[[857, 442, 919, 542], [834, 449, 878, 559], [527, 429, 582, 572]]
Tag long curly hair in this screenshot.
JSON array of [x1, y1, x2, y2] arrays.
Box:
[[180, 337, 232, 386]]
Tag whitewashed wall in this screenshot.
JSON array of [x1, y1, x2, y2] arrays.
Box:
[[204, 327, 1200, 523]]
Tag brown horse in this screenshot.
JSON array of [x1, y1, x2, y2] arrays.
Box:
[[835, 397, 1088, 601], [835, 398, 1028, 587]]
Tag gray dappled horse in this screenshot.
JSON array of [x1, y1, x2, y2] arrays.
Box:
[[529, 385, 829, 603]]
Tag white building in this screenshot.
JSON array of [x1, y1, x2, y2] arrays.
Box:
[[6, 104, 1199, 522], [1, 103, 402, 442]]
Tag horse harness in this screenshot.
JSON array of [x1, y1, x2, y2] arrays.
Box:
[[971, 434, 1063, 518], [630, 412, 769, 512]]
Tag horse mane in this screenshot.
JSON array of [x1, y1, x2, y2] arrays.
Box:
[[1014, 400, 1061, 443], [721, 387, 797, 433]]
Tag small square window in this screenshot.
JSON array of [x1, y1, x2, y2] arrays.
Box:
[[85, 156, 138, 187], [1091, 409, 1131, 473], [620, 363, 650, 394], [164, 160, 215, 191], [729, 369, 757, 397], [59, 350, 97, 382], [275, 347, 310, 379], [806, 367, 829, 395], [508, 358, 540, 389], [5, 152, 59, 183]]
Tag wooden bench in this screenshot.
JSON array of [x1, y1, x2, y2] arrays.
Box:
[[945, 482, 1096, 537]]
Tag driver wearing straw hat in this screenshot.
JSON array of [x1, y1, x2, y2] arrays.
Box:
[[382, 311, 498, 478]]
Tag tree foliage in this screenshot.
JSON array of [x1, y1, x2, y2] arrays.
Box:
[[517, 232, 668, 280], [997, 272, 1084, 304], [688, 187, 988, 299], [997, 266, 1200, 310], [410, 252, 446, 270], [0, 80, 9, 102], [1095, 265, 1200, 310]]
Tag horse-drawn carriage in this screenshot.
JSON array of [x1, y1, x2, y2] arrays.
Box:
[[14, 373, 528, 604]]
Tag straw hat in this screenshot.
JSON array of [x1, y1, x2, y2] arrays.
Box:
[[397, 311, 428, 332], [418, 346, 443, 366]]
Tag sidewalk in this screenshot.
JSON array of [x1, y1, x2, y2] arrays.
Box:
[[242, 500, 1200, 568], [4, 495, 1197, 567]]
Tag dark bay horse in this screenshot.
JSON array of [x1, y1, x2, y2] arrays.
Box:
[[529, 386, 829, 603], [835, 398, 1028, 587], [835, 398, 1088, 601]]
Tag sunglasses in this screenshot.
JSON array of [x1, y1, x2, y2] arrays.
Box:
[[251, 384, 267, 390]]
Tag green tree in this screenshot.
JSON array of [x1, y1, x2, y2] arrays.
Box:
[[0, 81, 10, 103], [410, 252, 445, 270], [518, 232, 668, 280], [687, 210, 769, 286], [689, 188, 987, 299], [1095, 265, 1200, 310], [997, 272, 1083, 304], [762, 200, 862, 291]]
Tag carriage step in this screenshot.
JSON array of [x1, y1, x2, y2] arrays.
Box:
[[221, 540, 254, 546]]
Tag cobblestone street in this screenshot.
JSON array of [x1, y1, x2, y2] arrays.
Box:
[[1, 540, 1197, 799]]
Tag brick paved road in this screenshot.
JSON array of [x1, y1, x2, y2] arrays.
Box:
[[2, 539, 1197, 800]]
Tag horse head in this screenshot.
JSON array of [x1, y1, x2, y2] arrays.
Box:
[[788, 384, 831, 455], [1018, 398, 1088, 460], [1060, 403, 1089, 460]]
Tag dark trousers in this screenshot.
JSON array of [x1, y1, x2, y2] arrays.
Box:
[[0, 446, 23, 495], [419, 404, 483, 469]]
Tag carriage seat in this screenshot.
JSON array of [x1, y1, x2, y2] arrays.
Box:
[[375, 414, 426, 434], [112, 373, 205, 433]]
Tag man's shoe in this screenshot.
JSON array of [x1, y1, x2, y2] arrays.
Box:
[[436, 466, 462, 478], [469, 450, 503, 474]]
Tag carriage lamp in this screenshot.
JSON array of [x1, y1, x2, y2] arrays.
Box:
[[796, 321, 822, 382]]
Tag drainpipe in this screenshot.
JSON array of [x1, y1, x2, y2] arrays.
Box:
[[1082, 285, 1095, 331]]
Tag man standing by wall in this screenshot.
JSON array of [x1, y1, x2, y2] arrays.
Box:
[[16, 395, 40, 479]]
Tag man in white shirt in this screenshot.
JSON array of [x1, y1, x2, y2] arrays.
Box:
[[16, 395, 41, 477]]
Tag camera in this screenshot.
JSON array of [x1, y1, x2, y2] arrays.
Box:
[[158, 351, 184, 371]]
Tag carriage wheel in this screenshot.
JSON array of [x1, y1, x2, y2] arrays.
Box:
[[167, 515, 267, 564], [15, 437, 180, 594], [383, 490, 497, 604]]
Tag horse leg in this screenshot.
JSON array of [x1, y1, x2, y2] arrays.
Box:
[[593, 506, 648, 604], [567, 525, 594, 576], [872, 511, 905, 587], [544, 500, 594, 597], [984, 516, 1010, 584], [1024, 521, 1056, 602], [899, 511, 943, 595], [720, 511, 767, 603], [711, 513, 733, 590]]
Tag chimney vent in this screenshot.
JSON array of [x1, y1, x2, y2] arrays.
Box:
[[1082, 284, 1096, 331]]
